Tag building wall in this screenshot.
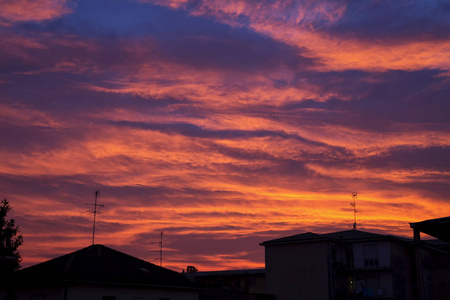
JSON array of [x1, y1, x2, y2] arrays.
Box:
[[14, 286, 65, 300], [390, 241, 414, 300], [352, 241, 394, 298], [331, 241, 396, 299], [192, 271, 266, 295], [14, 285, 199, 300], [265, 241, 330, 300], [353, 241, 391, 268], [250, 274, 266, 295], [263, 231, 450, 300], [68, 285, 199, 300], [419, 246, 450, 300]]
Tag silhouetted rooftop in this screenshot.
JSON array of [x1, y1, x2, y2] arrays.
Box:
[[260, 232, 327, 246], [260, 229, 412, 246], [13, 244, 196, 290], [410, 216, 450, 243], [192, 268, 265, 277]]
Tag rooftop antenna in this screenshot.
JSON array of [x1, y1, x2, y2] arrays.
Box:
[[350, 192, 358, 230], [85, 190, 104, 245], [150, 232, 163, 267], [159, 232, 163, 267]]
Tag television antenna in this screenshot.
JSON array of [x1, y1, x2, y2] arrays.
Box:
[[350, 192, 358, 230], [85, 190, 104, 245], [150, 232, 163, 267], [159, 232, 163, 267]]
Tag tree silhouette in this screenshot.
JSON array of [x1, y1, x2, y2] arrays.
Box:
[[0, 198, 23, 271]]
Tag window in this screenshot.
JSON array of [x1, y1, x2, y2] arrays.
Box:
[[348, 276, 355, 290], [363, 245, 379, 267]]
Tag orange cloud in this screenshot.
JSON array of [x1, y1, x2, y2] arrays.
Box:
[[143, 0, 450, 72], [252, 25, 450, 71], [0, 0, 72, 25]]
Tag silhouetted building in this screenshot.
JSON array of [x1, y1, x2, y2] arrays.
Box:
[[410, 217, 450, 300], [2, 244, 199, 300], [261, 223, 450, 300], [186, 268, 273, 300]]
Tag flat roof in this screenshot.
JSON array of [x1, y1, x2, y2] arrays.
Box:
[[410, 216, 450, 243], [191, 269, 265, 277], [260, 229, 412, 246]]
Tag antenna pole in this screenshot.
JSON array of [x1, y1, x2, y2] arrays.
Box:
[[86, 190, 104, 245], [159, 232, 163, 267], [92, 190, 98, 245], [350, 192, 357, 230]]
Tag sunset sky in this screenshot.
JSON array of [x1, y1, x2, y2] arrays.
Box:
[[1, 0, 450, 271]]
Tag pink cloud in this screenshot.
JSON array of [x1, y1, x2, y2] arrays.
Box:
[[0, 0, 73, 25], [143, 0, 450, 72]]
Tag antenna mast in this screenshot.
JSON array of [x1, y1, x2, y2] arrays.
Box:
[[159, 232, 163, 267], [86, 190, 104, 245], [350, 192, 357, 230]]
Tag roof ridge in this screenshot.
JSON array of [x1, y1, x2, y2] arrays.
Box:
[[14, 244, 196, 290]]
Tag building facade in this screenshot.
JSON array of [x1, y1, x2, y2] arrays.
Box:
[[261, 228, 450, 300], [186, 268, 271, 300]]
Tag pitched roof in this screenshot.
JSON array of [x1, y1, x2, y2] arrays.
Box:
[[13, 244, 196, 290], [261, 229, 412, 246]]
